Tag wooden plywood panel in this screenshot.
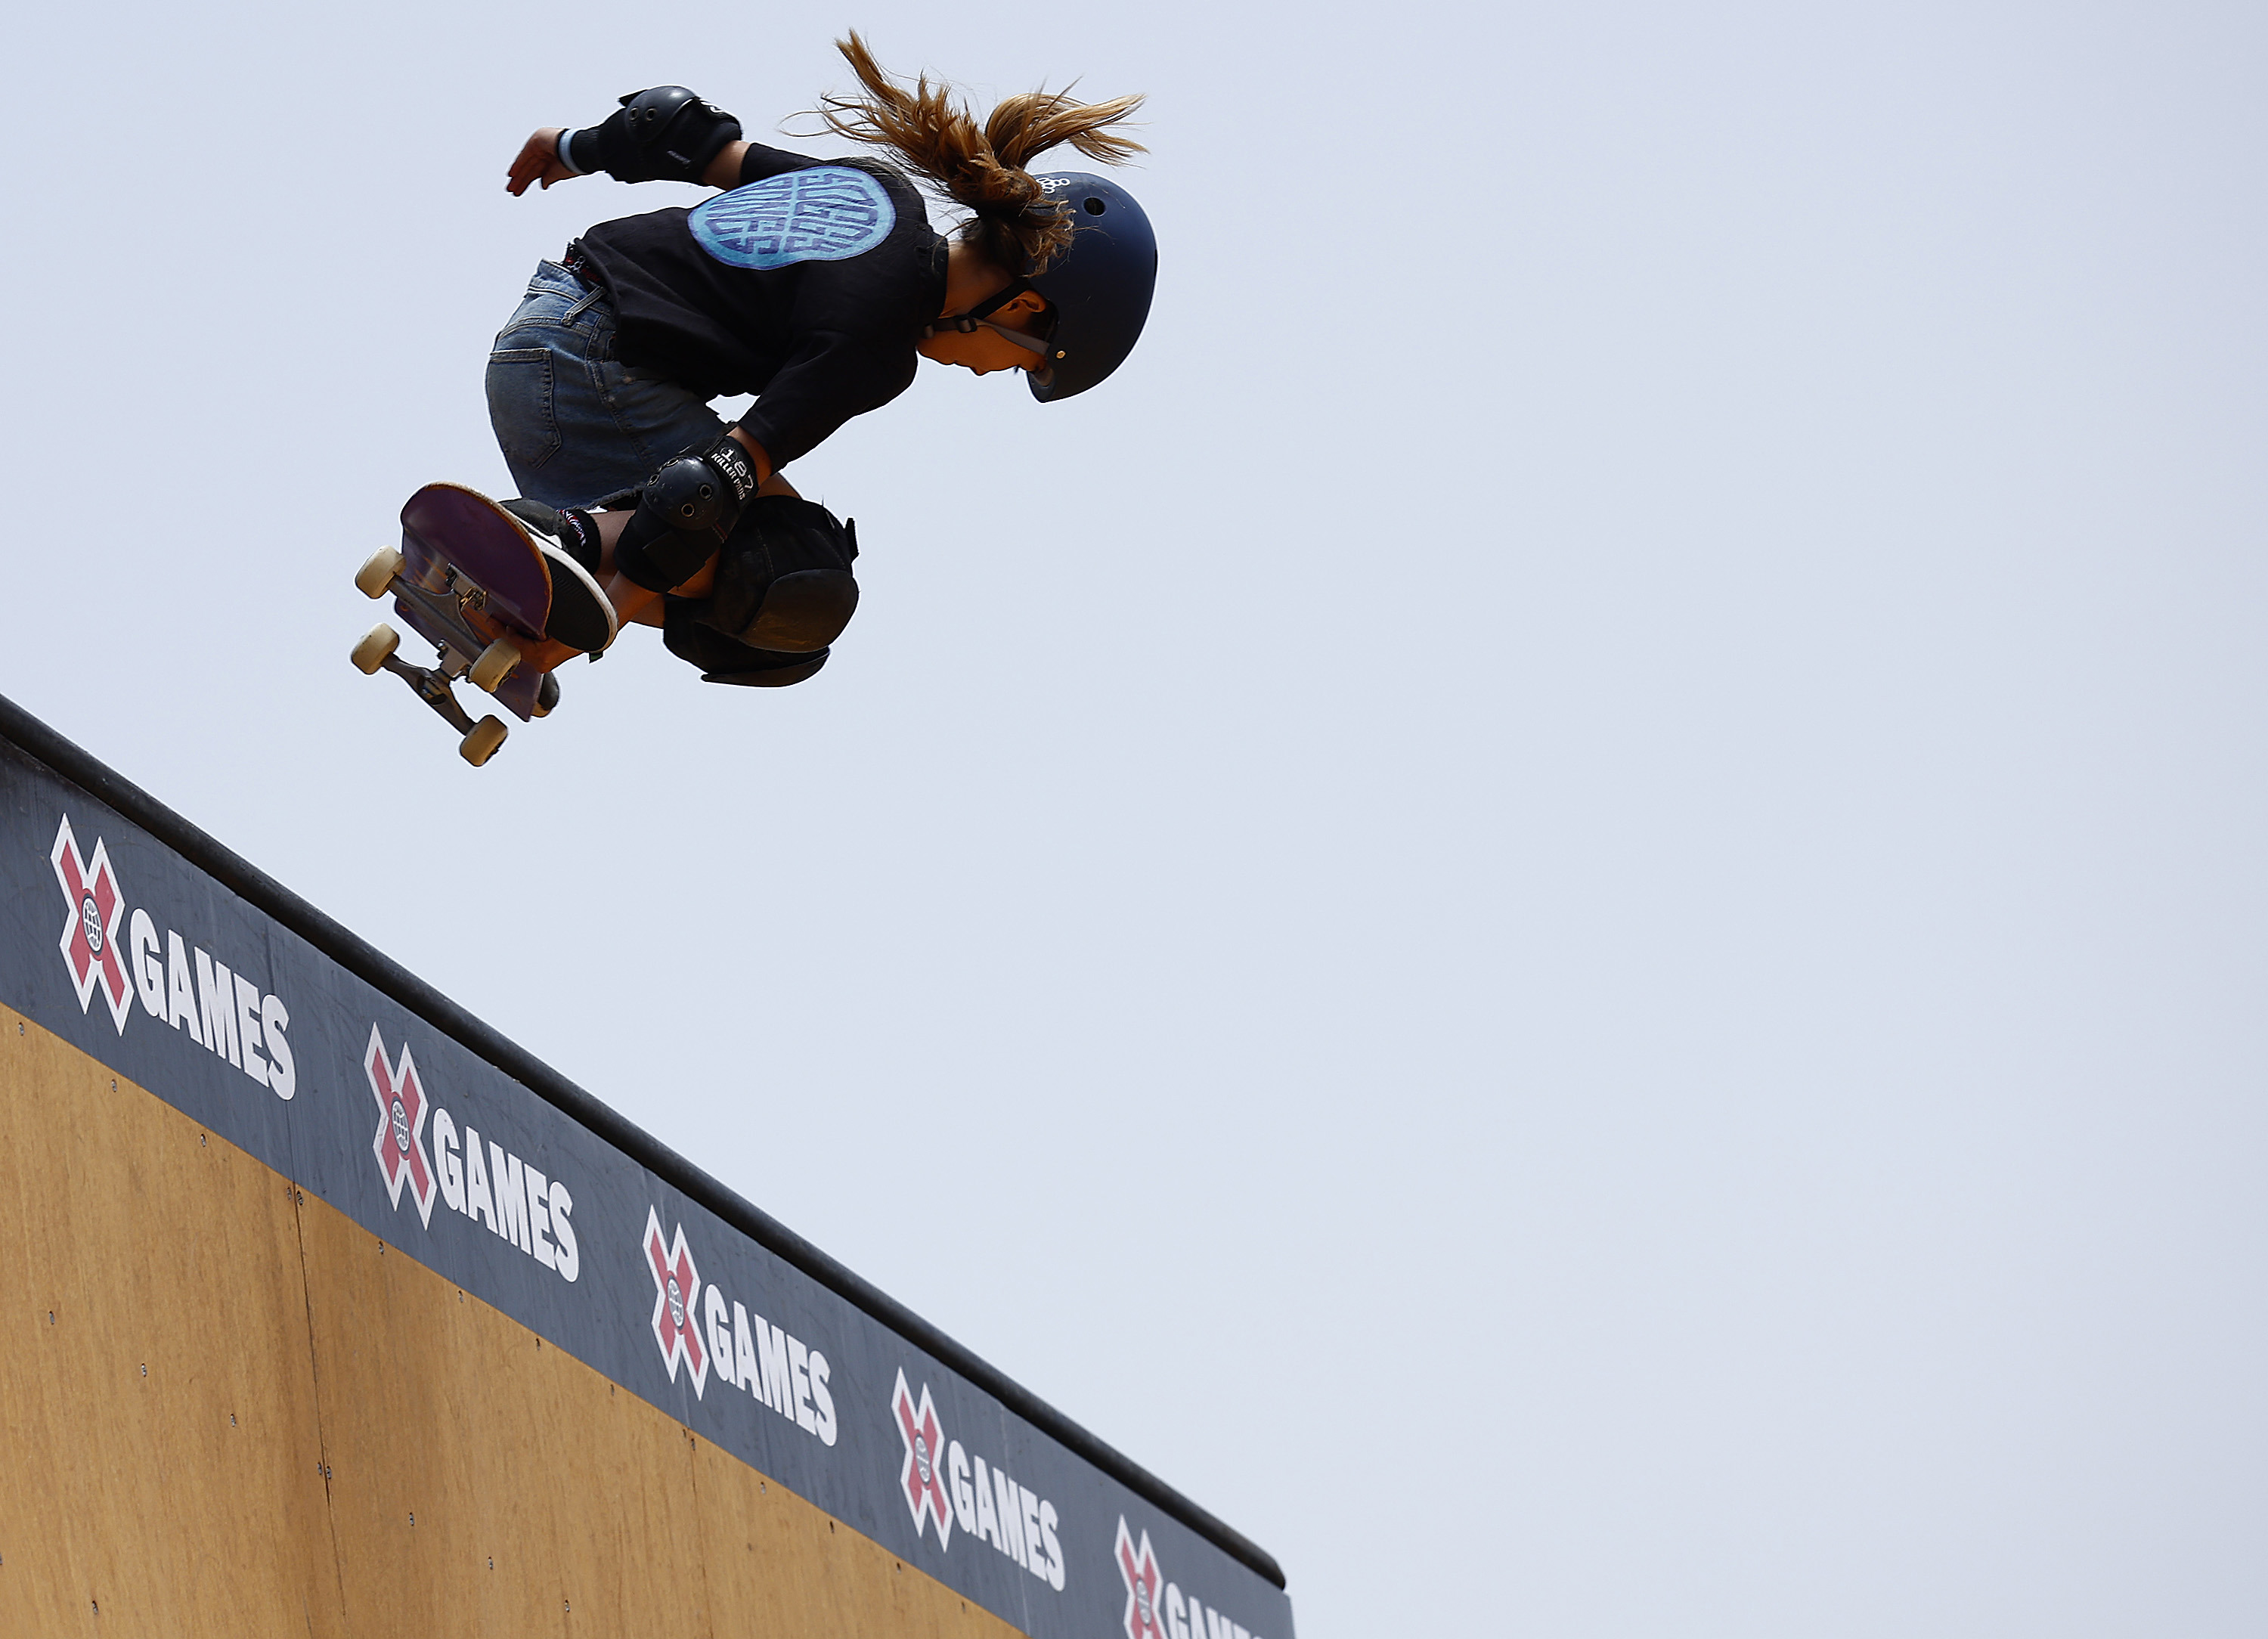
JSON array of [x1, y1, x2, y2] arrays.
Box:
[[295, 1185, 1030, 1639], [689, 1436, 1025, 1639], [0, 1005, 1039, 1639], [0, 1005, 342, 1638], [293, 1197, 714, 1637]]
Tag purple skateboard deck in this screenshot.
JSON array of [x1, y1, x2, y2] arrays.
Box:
[[392, 485, 554, 723], [398, 485, 553, 639], [353, 482, 602, 761]]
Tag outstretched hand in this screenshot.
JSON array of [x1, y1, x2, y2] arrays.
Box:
[[505, 129, 578, 196]]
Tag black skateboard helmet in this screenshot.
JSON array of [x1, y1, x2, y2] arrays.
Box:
[[1023, 172, 1157, 402]]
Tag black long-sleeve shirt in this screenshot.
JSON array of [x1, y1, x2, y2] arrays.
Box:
[[573, 142, 947, 468]]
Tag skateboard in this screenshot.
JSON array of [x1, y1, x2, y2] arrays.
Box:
[[349, 484, 615, 766]]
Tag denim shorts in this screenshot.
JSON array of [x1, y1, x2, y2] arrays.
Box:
[[485, 261, 727, 508]]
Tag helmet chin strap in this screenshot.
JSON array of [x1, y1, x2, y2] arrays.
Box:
[[972, 321, 1052, 357], [924, 278, 1052, 354]]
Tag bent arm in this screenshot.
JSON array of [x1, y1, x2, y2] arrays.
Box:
[[510, 126, 743, 195], [508, 89, 742, 195], [507, 129, 762, 197], [703, 140, 751, 189]]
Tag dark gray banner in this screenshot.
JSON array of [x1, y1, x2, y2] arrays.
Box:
[[0, 736, 1292, 1639]]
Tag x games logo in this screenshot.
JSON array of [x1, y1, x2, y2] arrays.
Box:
[[1117, 1519, 1166, 1639], [365, 1027, 438, 1227], [51, 816, 129, 1033], [644, 1207, 710, 1396], [41, 812, 299, 1099], [884, 1369, 1067, 1588], [1112, 1516, 1269, 1639], [893, 1369, 953, 1547]]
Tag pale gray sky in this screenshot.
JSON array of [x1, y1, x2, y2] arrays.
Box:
[[5, 2, 2265, 1633]]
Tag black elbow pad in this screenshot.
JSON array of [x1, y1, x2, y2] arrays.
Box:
[[570, 86, 741, 184]]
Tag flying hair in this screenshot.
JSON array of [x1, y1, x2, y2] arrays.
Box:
[[810, 32, 1145, 274]]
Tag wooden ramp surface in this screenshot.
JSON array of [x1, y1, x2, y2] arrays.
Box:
[[0, 1005, 1012, 1638]]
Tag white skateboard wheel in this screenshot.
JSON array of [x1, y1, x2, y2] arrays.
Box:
[[460, 716, 507, 767], [356, 547, 406, 600], [350, 624, 400, 675], [469, 637, 521, 694]]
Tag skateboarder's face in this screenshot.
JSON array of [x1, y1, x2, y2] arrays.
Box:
[[918, 286, 1051, 375], [923, 238, 1052, 375]]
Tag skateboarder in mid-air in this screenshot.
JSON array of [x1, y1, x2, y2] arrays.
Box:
[[482, 32, 1157, 689]]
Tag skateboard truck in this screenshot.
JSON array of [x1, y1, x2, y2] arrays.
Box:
[[351, 619, 549, 767], [352, 538, 558, 767], [351, 484, 600, 765]]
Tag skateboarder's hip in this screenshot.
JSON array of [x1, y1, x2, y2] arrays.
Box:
[[485, 260, 727, 510]]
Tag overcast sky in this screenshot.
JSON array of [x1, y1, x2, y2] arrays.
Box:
[[5, 2, 2266, 1633]]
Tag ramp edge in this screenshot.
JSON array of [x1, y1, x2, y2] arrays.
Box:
[[0, 690, 1286, 1592]]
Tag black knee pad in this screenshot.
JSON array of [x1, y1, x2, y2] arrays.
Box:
[[660, 603, 832, 687], [692, 497, 860, 654]]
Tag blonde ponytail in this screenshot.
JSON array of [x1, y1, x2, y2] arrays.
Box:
[[812, 33, 1144, 274]]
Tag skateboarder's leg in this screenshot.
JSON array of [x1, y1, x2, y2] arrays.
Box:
[[592, 496, 863, 687], [515, 471, 803, 621], [494, 485, 778, 664], [680, 497, 860, 655]]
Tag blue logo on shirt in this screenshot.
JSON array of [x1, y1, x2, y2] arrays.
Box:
[[689, 167, 897, 270]]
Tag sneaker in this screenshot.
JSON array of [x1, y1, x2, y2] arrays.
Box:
[[531, 538, 620, 654], [498, 497, 602, 572]]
